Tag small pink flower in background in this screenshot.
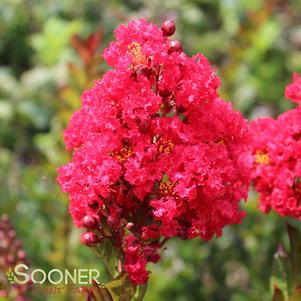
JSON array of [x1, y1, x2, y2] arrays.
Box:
[[58, 19, 251, 285]]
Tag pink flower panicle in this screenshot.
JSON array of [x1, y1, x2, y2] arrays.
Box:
[[58, 19, 251, 285], [251, 73, 301, 219], [0, 214, 31, 300]]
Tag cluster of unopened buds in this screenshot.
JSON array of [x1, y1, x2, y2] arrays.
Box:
[[58, 18, 251, 285], [0, 214, 30, 300]]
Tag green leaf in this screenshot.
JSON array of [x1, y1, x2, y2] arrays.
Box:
[[0, 100, 13, 121], [253, 20, 280, 53], [271, 276, 288, 299], [90, 273, 136, 301], [31, 17, 83, 64], [162, 174, 169, 183], [90, 280, 113, 301], [93, 239, 119, 279], [106, 272, 136, 300], [178, 114, 186, 121], [133, 283, 148, 301], [166, 111, 176, 118], [287, 223, 301, 287], [272, 286, 285, 301], [271, 244, 290, 296]]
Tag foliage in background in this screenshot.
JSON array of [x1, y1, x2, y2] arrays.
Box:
[[0, 0, 301, 300]]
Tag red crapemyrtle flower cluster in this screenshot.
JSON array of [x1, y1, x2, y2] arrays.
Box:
[[58, 19, 251, 285], [0, 214, 30, 300], [250, 73, 301, 219]]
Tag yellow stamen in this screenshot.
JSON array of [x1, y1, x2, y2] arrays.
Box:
[[157, 139, 174, 154], [127, 42, 147, 66], [216, 138, 225, 145], [254, 150, 269, 165], [159, 180, 177, 197], [111, 146, 133, 163]]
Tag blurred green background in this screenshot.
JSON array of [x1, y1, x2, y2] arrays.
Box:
[[1, 0, 301, 300]]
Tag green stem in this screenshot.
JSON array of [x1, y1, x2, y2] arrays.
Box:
[[133, 283, 148, 301]]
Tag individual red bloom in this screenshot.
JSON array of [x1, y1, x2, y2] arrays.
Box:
[[103, 19, 167, 69], [251, 74, 301, 219], [58, 19, 251, 285]]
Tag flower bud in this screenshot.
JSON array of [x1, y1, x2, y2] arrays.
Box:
[[82, 215, 98, 229], [161, 20, 176, 37], [6, 254, 15, 264], [80, 232, 98, 247], [8, 230, 16, 240], [168, 40, 182, 54], [17, 250, 26, 260]]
